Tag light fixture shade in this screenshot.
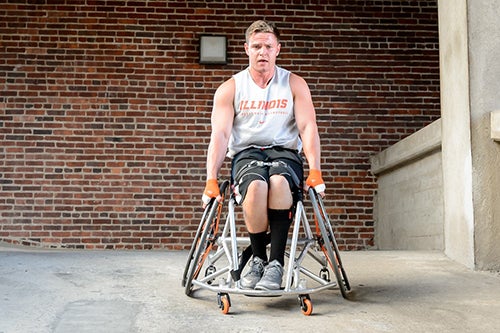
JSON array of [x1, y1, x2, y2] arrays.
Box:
[[199, 35, 227, 65]]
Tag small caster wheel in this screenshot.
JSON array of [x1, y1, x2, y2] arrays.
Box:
[[299, 294, 313, 316], [217, 293, 231, 315], [205, 265, 216, 285]]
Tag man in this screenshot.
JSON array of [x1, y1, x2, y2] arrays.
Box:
[[202, 20, 325, 290]]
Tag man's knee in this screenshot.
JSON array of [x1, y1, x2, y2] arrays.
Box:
[[245, 179, 268, 199], [269, 174, 290, 189], [241, 180, 268, 210], [269, 175, 293, 208]]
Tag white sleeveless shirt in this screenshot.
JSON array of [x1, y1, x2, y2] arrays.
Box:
[[227, 66, 302, 158]]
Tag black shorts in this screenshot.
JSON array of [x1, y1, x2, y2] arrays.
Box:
[[231, 147, 304, 204]]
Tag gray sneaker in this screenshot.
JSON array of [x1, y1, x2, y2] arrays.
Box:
[[240, 256, 265, 289], [255, 260, 283, 290]]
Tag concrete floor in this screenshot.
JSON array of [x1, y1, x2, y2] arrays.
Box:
[[1, 245, 499, 333]]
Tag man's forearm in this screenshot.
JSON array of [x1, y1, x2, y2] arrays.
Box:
[[301, 125, 322, 171], [206, 134, 228, 180]]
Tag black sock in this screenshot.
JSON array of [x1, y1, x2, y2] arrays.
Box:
[[249, 231, 268, 263], [268, 209, 293, 266]]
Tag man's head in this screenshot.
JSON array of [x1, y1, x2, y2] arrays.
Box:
[[245, 20, 281, 74]]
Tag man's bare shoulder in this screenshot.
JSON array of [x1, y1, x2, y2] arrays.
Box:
[[216, 77, 236, 97], [289, 72, 307, 86], [289, 72, 310, 96]]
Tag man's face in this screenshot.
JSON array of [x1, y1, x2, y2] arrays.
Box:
[[245, 32, 281, 73]]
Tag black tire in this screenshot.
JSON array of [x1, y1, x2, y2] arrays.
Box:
[[181, 202, 212, 288], [309, 188, 351, 299], [183, 181, 229, 296]]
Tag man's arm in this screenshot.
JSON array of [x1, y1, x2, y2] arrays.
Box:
[[291, 73, 321, 170], [207, 78, 235, 179], [290, 73, 326, 195], [203, 78, 235, 205]]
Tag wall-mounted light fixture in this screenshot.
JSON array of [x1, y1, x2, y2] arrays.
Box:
[[199, 35, 227, 65]]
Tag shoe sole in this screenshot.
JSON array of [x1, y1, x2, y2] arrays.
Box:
[[254, 284, 281, 291]]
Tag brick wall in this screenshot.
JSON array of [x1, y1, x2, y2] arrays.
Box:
[[0, 1, 440, 250]]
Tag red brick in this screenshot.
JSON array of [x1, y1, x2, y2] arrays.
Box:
[[0, 1, 439, 251]]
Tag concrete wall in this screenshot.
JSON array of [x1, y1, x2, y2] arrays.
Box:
[[467, 1, 500, 271], [369, 1, 500, 271], [439, 0, 500, 270], [371, 120, 443, 250], [438, 0, 475, 269]]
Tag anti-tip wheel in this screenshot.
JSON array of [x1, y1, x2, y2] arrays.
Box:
[[218, 293, 231, 315], [299, 295, 313, 316]]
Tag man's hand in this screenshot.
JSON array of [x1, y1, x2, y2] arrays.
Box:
[[202, 179, 220, 207], [305, 169, 326, 196]]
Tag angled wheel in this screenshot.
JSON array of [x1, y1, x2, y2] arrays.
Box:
[[181, 204, 210, 288], [309, 188, 351, 299], [183, 181, 229, 296]]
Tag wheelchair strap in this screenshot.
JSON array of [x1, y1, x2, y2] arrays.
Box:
[[233, 160, 301, 188]]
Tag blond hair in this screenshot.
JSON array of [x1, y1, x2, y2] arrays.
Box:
[[245, 20, 280, 42]]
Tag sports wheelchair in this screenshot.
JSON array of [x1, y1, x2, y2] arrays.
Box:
[[182, 180, 351, 315]]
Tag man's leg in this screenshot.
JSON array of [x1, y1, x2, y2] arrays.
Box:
[[267, 174, 293, 266], [238, 179, 269, 289], [254, 174, 293, 290], [242, 179, 269, 262], [242, 174, 293, 265]]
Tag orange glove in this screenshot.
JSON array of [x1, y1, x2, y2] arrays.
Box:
[[306, 169, 326, 193], [202, 179, 220, 205]]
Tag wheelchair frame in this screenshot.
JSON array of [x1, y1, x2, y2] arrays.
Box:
[[182, 180, 351, 315]]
